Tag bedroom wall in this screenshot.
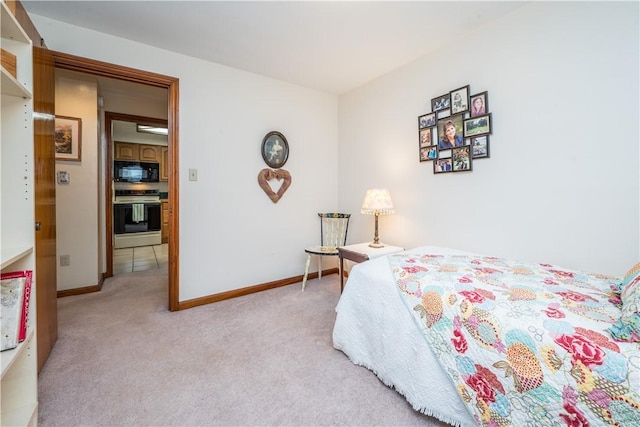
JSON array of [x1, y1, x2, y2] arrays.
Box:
[[30, 15, 339, 301], [338, 1, 639, 276]]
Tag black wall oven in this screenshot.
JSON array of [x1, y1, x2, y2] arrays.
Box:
[[113, 202, 161, 235]]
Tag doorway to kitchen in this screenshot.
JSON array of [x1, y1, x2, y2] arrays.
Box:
[[51, 50, 180, 311], [108, 112, 168, 275]]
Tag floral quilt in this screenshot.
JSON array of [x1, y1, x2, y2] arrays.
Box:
[[389, 252, 640, 426]]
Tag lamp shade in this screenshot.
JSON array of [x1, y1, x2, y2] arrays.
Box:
[[361, 188, 395, 215]]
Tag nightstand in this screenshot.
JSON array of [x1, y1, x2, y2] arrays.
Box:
[[337, 243, 404, 292]]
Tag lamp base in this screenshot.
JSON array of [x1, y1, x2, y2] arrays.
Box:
[[368, 242, 385, 248]]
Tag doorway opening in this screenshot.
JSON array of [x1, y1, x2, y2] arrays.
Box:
[[51, 50, 180, 311]]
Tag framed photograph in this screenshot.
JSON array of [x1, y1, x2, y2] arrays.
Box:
[[452, 146, 472, 172], [450, 85, 470, 115], [471, 135, 490, 159], [470, 91, 488, 118], [261, 130, 289, 169], [436, 113, 465, 150], [419, 128, 433, 147], [418, 112, 436, 129], [55, 116, 82, 161], [434, 158, 453, 174], [431, 94, 450, 112], [463, 113, 492, 138], [419, 145, 437, 162]]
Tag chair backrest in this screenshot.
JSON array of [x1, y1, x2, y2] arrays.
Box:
[[318, 213, 350, 249]]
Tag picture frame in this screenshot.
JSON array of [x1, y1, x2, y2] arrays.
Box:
[[419, 145, 437, 162], [261, 130, 289, 169], [471, 135, 490, 159], [470, 91, 488, 118], [436, 113, 465, 150], [54, 116, 82, 161], [452, 146, 472, 172], [418, 112, 436, 129], [450, 85, 470, 115], [434, 158, 453, 174], [419, 128, 433, 147], [463, 113, 492, 138], [431, 94, 450, 112]]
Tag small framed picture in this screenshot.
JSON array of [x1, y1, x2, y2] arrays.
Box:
[[261, 130, 289, 169], [463, 113, 492, 138], [419, 128, 433, 147], [452, 146, 472, 172], [470, 91, 488, 118], [450, 85, 470, 115], [55, 116, 82, 161], [436, 113, 465, 150], [471, 135, 490, 159], [420, 145, 437, 162], [431, 94, 450, 112], [434, 158, 453, 174], [418, 112, 436, 129]]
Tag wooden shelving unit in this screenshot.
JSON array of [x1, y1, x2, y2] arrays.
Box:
[[1, 0, 37, 425]]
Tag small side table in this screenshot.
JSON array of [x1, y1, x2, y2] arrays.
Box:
[[337, 243, 404, 292]]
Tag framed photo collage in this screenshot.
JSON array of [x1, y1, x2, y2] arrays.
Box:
[[418, 85, 492, 174]]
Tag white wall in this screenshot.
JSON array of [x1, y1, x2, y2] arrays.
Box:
[[338, 2, 639, 276], [55, 73, 100, 290], [32, 14, 339, 301]]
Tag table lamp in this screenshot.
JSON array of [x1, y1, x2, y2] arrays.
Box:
[[361, 188, 394, 248]]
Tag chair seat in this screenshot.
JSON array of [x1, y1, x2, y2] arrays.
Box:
[[305, 245, 338, 256]]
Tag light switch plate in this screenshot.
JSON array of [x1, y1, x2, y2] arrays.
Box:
[[189, 168, 198, 181]]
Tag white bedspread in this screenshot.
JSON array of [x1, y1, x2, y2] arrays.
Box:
[[332, 246, 478, 427]]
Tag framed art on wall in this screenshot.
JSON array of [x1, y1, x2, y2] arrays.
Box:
[[261, 130, 289, 169], [431, 94, 450, 112], [450, 85, 470, 115], [470, 91, 488, 118], [54, 115, 82, 161], [437, 113, 465, 150], [434, 158, 453, 174], [463, 113, 492, 138], [419, 128, 433, 147], [420, 145, 437, 162], [452, 146, 472, 172], [471, 135, 490, 159], [418, 112, 436, 129]]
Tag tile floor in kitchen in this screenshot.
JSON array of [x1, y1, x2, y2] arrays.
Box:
[[113, 243, 168, 275]]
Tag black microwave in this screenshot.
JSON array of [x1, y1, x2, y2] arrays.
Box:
[[113, 161, 160, 183]]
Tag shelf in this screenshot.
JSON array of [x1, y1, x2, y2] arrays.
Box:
[[1, 1, 29, 43], [1, 246, 33, 270], [0, 329, 34, 379], [1, 66, 31, 98]]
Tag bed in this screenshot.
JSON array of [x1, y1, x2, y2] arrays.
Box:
[[333, 246, 640, 426]]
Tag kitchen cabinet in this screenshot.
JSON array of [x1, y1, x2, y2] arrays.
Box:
[[114, 141, 163, 164], [114, 141, 138, 160], [160, 146, 168, 181], [1, 1, 38, 425], [161, 200, 169, 243], [139, 144, 159, 162]]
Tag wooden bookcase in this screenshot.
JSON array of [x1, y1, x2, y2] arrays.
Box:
[[1, 1, 38, 425]]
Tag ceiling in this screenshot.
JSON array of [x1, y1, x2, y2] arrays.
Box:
[[22, 1, 527, 94]]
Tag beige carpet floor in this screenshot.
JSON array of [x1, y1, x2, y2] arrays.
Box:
[[37, 268, 451, 427]]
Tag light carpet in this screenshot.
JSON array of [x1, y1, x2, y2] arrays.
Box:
[[37, 268, 451, 426]]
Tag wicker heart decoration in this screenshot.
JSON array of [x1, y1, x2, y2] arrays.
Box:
[[257, 168, 292, 203]]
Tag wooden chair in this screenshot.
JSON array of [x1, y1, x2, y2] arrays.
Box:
[[302, 213, 350, 291]]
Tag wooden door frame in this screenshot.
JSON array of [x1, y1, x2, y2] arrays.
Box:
[[50, 50, 180, 311]]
